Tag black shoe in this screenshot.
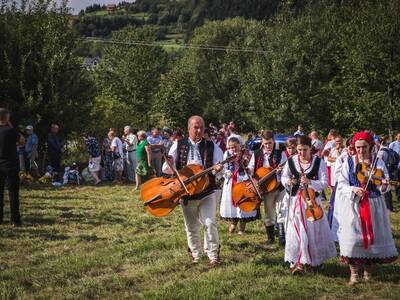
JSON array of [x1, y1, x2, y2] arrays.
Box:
[[12, 220, 22, 227], [266, 225, 275, 245], [278, 223, 286, 247]]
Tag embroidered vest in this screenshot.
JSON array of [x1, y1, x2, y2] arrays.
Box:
[[176, 138, 216, 197], [254, 145, 283, 170], [288, 156, 321, 196]]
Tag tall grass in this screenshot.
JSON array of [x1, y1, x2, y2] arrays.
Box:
[[0, 185, 399, 299]]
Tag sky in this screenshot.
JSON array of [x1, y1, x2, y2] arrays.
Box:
[[61, 0, 135, 14]]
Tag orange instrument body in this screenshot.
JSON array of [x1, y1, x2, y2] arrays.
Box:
[[141, 156, 236, 217], [300, 184, 324, 222], [141, 164, 208, 217], [356, 162, 386, 186], [232, 165, 279, 212]]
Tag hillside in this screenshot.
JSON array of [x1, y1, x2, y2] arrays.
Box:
[[73, 0, 288, 39]]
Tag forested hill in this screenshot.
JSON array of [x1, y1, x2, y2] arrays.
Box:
[[73, 0, 294, 39]]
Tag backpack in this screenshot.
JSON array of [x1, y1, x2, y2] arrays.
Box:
[[381, 148, 400, 179]]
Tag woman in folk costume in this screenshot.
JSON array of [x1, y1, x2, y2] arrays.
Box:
[[335, 131, 397, 285], [277, 137, 298, 246], [281, 135, 336, 274], [328, 138, 355, 241], [220, 137, 258, 234], [326, 135, 345, 233]]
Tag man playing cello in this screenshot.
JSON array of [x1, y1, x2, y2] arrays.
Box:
[[247, 130, 287, 245], [163, 116, 224, 265]]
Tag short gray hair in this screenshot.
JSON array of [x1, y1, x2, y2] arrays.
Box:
[[124, 126, 132, 132], [187, 115, 205, 129]]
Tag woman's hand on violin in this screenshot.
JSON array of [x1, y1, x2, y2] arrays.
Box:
[[381, 179, 389, 185], [352, 187, 364, 197], [300, 176, 310, 185], [381, 179, 389, 191], [213, 163, 223, 173]]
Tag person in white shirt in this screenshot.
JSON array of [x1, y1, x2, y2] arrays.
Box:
[[122, 126, 138, 183], [163, 116, 224, 266], [327, 135, 345, 188], [247, 130, 287, 245], [310, 131, 323, 156], [109, 130, 124, 183], [293, 124, 305, 137], [389, 132, 400, 155], [321, 129, 339, 187]]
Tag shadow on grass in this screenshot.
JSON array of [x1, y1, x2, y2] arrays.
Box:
[[2, 227, 70, 241], [314, 259, 400, 283], [371, 263, 400, 283], [22, 215, 57, 225], [26, 194, 91, 201]]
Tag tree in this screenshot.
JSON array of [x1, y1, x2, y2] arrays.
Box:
[[0, 0, 95, 141], [93, 25, 168, 132]]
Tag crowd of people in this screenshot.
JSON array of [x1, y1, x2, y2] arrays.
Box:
[[155, 116, 399, 285], [1, 107, 399, 285]]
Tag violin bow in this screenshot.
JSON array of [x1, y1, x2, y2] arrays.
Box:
[[362, 143, 383, 194], [163, 152, 190, 195], [239, 156, 263, 201]]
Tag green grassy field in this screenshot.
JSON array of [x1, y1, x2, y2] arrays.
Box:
[[1, 185, 399, 299]]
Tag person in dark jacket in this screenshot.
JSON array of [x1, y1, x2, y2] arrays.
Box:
[[47, 123, 63, 173], [0, 108, 24, 225]]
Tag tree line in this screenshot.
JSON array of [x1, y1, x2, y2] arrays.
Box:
[[1, 0, 400, 149], [73, 0, 283, 39]]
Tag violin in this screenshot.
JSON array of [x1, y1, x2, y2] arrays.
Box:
[[140, 155, 236, 217], [232, 157, 291, 212], [300, 179, 324, 222], [356, 161, 393, 186]]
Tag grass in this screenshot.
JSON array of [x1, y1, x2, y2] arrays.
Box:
[[86, 10, 151, 20], [158, 34, 184, 53], [0, 185, 399, 299]]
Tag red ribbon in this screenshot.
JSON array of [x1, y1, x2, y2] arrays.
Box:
[[359, 189, 374, 249], [296, 190, 313, 265]]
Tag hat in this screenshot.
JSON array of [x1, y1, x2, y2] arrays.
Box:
[[25, 125, 33, 130], [352, 131, 374, 146], [163, 127, 172, 135]]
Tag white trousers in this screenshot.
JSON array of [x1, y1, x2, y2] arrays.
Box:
[[181, 191, 219, 261], [263, 188, 286, 226]]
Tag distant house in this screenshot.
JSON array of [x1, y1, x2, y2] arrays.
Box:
[[106, 4, 117, 13], [83, 56, 101, 71]]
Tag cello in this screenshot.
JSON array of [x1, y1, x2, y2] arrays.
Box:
[[232, 157, 291, 212], [140, 155, 236, 217]]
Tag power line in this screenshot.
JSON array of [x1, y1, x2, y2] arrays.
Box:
[[83, 38, 268, 54]]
